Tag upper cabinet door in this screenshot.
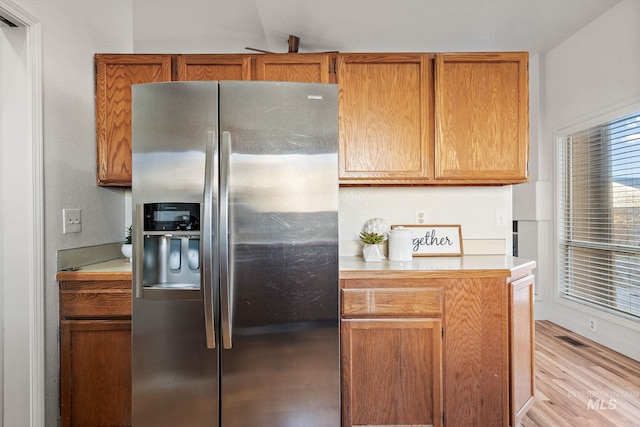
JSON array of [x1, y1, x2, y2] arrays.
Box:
[[95, 54, 172, 186], [254, 53, 336, 83], [175, 54, 253, 81], [434, 52, 529, 183], [337, 53, 433, 184]]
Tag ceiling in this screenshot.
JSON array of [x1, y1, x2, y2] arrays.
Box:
[[133, 0, 621, 55]]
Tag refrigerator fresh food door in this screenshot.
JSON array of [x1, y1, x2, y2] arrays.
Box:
[[219, 81, 340, 427], [131, 81, 220, 427]]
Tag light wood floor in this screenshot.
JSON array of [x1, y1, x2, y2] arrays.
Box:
[[521, 320, 640, 427]]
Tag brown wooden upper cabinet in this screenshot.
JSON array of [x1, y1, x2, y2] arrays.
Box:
[[337, 53, 433, 184], [95, 54, 172, 186], [174, 54, 254, 81], [96, 51, 528, 186], [95, 52, 335, 186], [338, 51, 529, 185], [254, 53, 336, 83], [434, 52, 529, 183]]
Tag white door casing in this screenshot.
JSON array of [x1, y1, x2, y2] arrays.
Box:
[[0, 1, 44, 426]]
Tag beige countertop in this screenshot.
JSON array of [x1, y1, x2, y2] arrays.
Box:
[[339, 254, 536, 279], [56, 255, 535, 281], [56, 258, 133, 281]]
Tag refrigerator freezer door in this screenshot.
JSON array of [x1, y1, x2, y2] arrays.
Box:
[[131, 81, 220, 427], [219, 81, 340, 427]]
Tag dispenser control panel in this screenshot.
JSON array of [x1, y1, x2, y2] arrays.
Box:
[[144, 202, 200, 231]]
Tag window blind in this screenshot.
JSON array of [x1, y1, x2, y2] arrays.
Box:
[[558, 112, 640, 320]]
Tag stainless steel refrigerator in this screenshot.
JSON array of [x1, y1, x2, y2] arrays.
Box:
[[131, 80, 339, 427]]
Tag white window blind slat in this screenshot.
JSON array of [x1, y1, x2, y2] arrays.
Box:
[[559, 111, 640, 320]]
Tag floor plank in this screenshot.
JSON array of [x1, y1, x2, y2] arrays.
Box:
[[521, 320, 640, 427]]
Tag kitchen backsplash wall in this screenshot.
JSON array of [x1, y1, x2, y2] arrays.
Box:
[[125, 185, 513, 257], [339, 185, 513, 256]]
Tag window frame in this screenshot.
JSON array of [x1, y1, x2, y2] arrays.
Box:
[[556, 105, 640, 322]]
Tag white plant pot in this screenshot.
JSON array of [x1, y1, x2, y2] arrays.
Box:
[[362, 243, 384, 262], [121, 243, 132, 262]]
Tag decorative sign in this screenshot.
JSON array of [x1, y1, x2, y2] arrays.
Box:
[[392, 224, 463, 256]]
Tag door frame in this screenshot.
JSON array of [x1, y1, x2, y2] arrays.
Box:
[[0, 1, 44, 426]]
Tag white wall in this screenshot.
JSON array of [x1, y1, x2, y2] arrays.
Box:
[[339, 186, 513, 256], [133, 0, 267, 53], [513, 54, 551, 314], [538, 0, 640, 360], [10, 1, 134, 425]]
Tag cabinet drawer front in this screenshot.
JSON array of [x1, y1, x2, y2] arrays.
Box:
[[60, 289, 132, 318], [342, 288, 442, 317]]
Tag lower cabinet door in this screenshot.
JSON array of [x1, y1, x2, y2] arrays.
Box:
[[341, 318, 443, 427], [60, 319, 132, 427]]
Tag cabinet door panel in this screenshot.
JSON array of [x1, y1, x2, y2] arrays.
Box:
[[175, 54, 253, 81], [255, 53, 334, 83], [341, 318, 442, 427], [60, 319, 132, 427], [338, 54, 433, 183], [434, 52, 529, 182], [510, 275, 535, 426], [95, 54, 172, 186]]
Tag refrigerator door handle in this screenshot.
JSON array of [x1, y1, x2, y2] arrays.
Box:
[[203, 131, 218, 349], [133, 204, 145, 299], [220, 131, 233, 349]]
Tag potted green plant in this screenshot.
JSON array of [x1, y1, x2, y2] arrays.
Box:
[[360, 218, 389, 262], [121, 225, 133, 262]]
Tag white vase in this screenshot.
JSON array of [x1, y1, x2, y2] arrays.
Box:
[[362, 243, 383, 262], [121, 243, 132, 262]]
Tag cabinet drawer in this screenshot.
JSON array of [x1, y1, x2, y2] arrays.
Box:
[[342, 288, 442, 317], [60, 289, 132, 318]]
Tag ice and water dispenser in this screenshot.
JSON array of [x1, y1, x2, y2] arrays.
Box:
[[139, 203, 202, 292]]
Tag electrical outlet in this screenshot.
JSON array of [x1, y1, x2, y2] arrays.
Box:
[[495, 210, 506, 227], [63, 209, 82, 234], [415, 209, 427, 224], [588, 317, 597, 332]]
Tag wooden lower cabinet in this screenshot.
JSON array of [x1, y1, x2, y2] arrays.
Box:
[[59, 279, 132, 427], [341, 284, 443, 427], [341, 265, 535, 427], [55, 263, 534, 427]]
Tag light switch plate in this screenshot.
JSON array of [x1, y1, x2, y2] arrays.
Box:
[[63, 209, 82, 233]]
